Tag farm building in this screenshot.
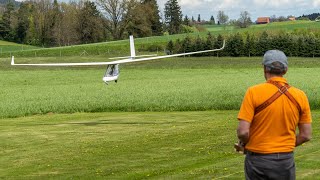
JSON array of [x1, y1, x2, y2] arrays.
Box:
[[288, 17, 296, 21], [256, 17, 270, 24]]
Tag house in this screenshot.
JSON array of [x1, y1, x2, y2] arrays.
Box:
[[288, 17, 296, 21], [256, 17, 270, 24]]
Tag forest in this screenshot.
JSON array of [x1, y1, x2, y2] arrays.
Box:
[[0, 0, 166, 47], [168, 30, 320, 57]]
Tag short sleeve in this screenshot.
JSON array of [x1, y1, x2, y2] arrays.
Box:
[[238, 88, 255, 122], [299, 92, 312, 124]]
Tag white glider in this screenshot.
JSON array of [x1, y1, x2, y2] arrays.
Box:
[[11, 36, 225, 84]]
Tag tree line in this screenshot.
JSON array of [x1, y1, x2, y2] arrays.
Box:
[[0, 0, 233, 47], [167, 31, 320, 57], [0, 0, 167, 47]]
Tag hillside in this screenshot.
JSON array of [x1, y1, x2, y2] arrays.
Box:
[[0, 40, 39, 53], [2, 20, 320, 59]]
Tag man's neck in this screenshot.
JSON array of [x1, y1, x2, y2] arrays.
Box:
[[265, 73, 283, 81]]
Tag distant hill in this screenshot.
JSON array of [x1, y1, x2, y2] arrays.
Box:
[[0, 40, 39, 53], [0, 0, 20, 7], [297, 13, 320, 21]]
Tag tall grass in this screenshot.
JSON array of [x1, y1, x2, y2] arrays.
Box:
[[1, 56, 319, 118]]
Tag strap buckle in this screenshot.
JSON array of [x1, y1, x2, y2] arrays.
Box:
[[278, 86, 288, 94]]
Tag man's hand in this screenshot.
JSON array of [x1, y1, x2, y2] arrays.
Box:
[[234, 142, 245, 154], [296, 123, 312, 147]]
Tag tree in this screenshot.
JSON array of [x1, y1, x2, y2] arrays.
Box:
[[217, 10, 228, 25], [174, 38, 182, 53], [25, 15, 38, 45], [96, 0, 136, 40], [305, 34, 317, 57], [278, 16, 287, 22], [166, 40, 174, 54], [210, 15, 215, 25], [57, 2, 82, 45], [270, 15, 277, 22], [77, 1, 105, 43], [314, 37, 320, 57], [205, 32, 216, 56], [49, 0, 62, 45], [0, 1, 16, 41], [226, 33, 244, 56], [125, 2, 152, 37], [214, 34, 224, 56], [164, 0, 182, 34], [142, 0, 163, 36], [244, 33, 256, 57], [256, 31, 270, 56], [16, 2, 32, 43], [29, 0, 62, 46], [197, 14, 201, 22], [297, 36, 308, 57], [193, 35, 205, 56], [181, 36, 193, 53], [236, 11, 252, 28], [183, 15, 190, 26]]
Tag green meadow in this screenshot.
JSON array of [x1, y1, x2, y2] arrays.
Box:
[[1, 56, 320, 179], [1, 111, 319, 179], [0, 40, 38, 53], [1, 56, 320, 118], [1, 20, 320, 179]]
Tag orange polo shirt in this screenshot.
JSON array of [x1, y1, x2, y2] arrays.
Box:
[[238, 77, 312, 154]]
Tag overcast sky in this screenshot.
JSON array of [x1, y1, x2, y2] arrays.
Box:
[[157, 0, 320, 21], [16, 0, 320, 21]]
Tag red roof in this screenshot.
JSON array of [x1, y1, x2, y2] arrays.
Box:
[[256, 17, 270, 24]]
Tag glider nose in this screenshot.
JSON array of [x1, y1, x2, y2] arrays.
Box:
[[103, 76, 118, 83]]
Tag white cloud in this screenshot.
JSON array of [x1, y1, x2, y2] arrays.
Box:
[[158, 0, 318, 20], [253, 0, 295, 8], [313, 0, 320, 6], [179, 0, 202, 7], [217, 0, 241, 9], [13, 0, 320, 21]]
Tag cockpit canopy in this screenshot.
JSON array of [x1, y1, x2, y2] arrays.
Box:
[[103, 64, 119, 83]]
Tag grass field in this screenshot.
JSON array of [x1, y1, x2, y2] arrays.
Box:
[[1, 111, 319, 179], [1, 29, 320, 178], [0, 40, 38, 53], [1, 56, 320, 118]]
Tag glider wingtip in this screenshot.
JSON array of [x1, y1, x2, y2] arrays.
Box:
[[222, 39, 226, 49], [11, 56, 14, 65]]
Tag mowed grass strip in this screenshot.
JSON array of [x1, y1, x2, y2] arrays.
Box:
[[0, 57, 320, 118], [0, 111, 319, 179]]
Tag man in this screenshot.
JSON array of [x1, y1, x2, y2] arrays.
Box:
[[235, 50, 312, 180]]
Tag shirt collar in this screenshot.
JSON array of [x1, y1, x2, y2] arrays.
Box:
[[267, 77, 287, 84]]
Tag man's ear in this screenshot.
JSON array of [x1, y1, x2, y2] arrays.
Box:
[[283, 67, 288, 75]]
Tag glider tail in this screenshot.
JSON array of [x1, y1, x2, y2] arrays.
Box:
[[129, 35, 136, 60], [11, 56, 14, 65]]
